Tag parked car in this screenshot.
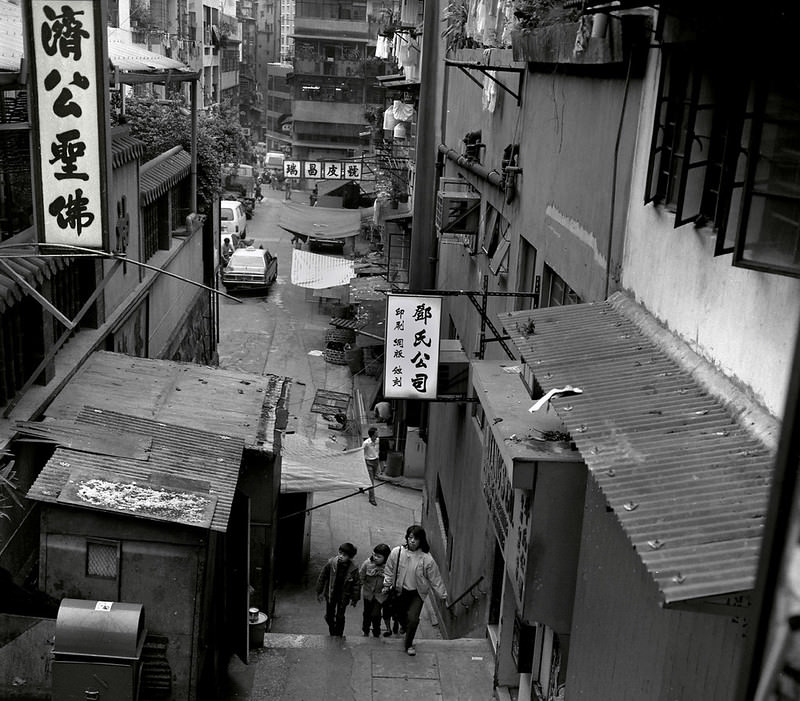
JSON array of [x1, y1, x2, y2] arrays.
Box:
[[308, 237, 346, 253], [220, 200, 247, 249], [222, 246, 278, 293]]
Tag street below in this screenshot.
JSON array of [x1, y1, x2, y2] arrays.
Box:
[[218, 188, 493, 700]]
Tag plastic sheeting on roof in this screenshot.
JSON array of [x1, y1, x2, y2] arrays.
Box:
[[277, 201, 362, 240], [291, 249, 355, 290], [0, 1, 192, 75], [280, 433, 371, 493]]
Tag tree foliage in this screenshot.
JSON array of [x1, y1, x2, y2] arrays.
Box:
[[116, 92, 250, 211]]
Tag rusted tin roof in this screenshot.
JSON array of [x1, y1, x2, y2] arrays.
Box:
[[44, 351, 290, 454], [501, 293, 776, 605], [27, 408, 244, 532]]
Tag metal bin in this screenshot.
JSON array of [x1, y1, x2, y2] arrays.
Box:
[[52, 599, 146, 701]]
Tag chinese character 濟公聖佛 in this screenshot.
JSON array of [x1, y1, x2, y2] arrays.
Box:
[[44, 69, 90, 118], [41, 5, 90, 60], [50, 129, 89, 180], [48, 189, 95, 235]]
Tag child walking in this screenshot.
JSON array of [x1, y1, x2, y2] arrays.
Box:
[[316, 542, 360, 636], [358, 543, 391, 637]]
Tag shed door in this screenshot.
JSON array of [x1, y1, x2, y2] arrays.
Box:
[[227, 489, 250, 663]]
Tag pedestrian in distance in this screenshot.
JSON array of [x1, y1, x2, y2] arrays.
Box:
[[362, 427, 380, 505], [221, 237, 235, 265], [254, 181, 263, 202], [284, 179, 292, 201], [383, 525, 448, 656], [359, 543, 391, 637], [316, 542, 360, 637]]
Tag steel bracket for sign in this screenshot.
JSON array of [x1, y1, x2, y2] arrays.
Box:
[[445, 59, 525, 106], [402, 275, 540, 360]]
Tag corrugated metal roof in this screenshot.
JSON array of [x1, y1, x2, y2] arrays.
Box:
[[27, 407, 244, 532], [501, 293, 776, 605], [140, 148, 191, 206], [44, 351, 290, 454], [0, 1, 192, 75]]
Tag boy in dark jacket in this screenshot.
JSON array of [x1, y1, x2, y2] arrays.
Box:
[[316, 542, 360, 636]]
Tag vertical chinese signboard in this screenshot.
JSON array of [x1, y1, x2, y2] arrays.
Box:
[[383, 294, 442, 400], [24, 0, 111, 250]]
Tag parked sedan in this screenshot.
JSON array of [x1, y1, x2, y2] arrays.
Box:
[[222, 246, 278, 293]]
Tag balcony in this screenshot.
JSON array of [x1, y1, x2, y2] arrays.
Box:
[[511, 13, 649, 66]]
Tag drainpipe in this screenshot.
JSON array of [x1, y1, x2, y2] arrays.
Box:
[[438, 144, 505, 188], [409, 0, 442, 291]]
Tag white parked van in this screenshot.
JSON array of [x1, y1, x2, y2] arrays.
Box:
[[220, 199, 247, 249]]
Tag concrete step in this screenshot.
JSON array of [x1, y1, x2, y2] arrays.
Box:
[[264, 631, 492, 652]]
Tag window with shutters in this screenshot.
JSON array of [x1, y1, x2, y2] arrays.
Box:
[[645, 43, 800, 277]]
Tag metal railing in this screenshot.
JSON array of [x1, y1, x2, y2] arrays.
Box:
[[446, 574, 486, 613]]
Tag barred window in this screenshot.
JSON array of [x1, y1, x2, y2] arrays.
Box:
[[86, 539, 120, 579]]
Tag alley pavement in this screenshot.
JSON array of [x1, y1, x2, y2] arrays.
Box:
[[218, 189, 495, 700]]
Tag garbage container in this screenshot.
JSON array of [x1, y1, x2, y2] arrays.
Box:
[[52, 599, 146, 701], [385, 451, 403, 477], [248, 608, 268, 649]]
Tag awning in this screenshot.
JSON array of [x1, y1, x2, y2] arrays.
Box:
[[278, 201, 363, 240], [0, 247, 66, 314], [140, 147, 192, 206], [0, 1, 193, 78], [500, 292, 776, 606], [280, 433, 371, 492], [291, 249, 355, 289]]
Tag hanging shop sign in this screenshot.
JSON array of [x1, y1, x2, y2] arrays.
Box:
[[383, 294, 442, 400], [284, 160, 362, 181], [25, 0, 111, 250]]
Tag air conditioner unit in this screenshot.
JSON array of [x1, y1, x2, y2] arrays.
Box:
[[436, 178, 480, 238], [242, 127, 251, 135]]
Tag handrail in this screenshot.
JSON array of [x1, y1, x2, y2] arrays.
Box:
[[446, 575, 485, 612]]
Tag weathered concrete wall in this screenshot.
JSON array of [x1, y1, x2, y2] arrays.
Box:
[[149, 226, 207, 360], [567, 478, 746, 700], [620, 50, 800, 418], [424, 402, 496, 639]]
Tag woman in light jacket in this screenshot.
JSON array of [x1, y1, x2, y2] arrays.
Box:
[[383, 525, 448, 656]]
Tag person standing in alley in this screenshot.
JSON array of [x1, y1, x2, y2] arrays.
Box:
[[383, 525, 448, 656], [316, 542, 360, 637], [362, 427, 379, 505], [358, 543, 391, 637], [284, 179, 292, 200]]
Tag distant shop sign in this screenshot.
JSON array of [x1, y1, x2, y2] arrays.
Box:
[[383, 294, 442, 400], [25, 0, 111, 250], [284, 160, 362, 181]]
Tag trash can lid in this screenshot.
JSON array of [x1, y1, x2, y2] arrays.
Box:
[[54, 599, 146, 660]]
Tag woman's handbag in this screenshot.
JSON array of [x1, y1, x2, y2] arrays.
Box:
[[384, 546, 401, 618]]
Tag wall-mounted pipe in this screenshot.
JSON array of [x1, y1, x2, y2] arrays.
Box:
[[438, 144, 505, 189]]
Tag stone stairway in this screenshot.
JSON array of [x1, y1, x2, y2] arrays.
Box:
[[237, 633, 496, 701]]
